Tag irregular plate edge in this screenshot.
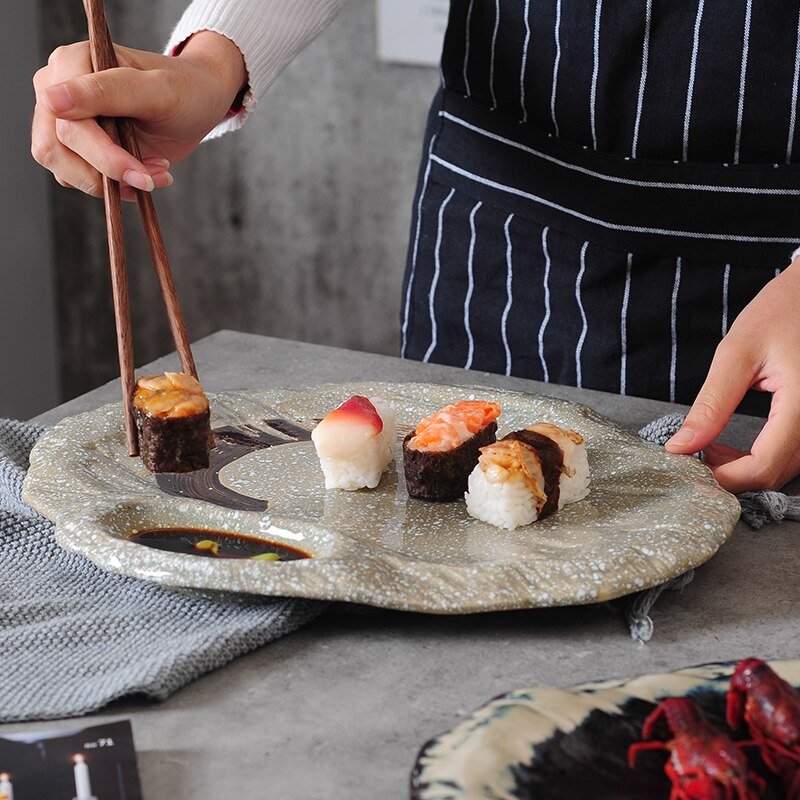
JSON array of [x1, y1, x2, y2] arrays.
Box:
[[22, 382, 741, 614]]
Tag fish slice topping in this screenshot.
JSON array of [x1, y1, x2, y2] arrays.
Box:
[[324, 395, 383, 433], [409, 401, 500, 452]]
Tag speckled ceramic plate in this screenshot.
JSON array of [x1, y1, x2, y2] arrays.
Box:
[[23, 382, 740, 613], [411, 659, 800, 799]]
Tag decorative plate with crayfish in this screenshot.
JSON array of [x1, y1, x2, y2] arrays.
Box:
[[411, 659, 800, 799]]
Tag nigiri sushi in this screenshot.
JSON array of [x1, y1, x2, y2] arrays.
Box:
[[403, 400, 501, 501], [465, 423, 590, 529], [504, 423, 590, 509], [311, 395, 397, 490], [132, 372, 213, 473]]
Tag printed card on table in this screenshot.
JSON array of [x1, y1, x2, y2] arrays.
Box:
[[0, 720, 141, 800]]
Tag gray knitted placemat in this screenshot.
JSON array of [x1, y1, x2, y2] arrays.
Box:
[[630, 413, 799, 643], [2, 414, 795, 721], [0, 418, 325, 723]]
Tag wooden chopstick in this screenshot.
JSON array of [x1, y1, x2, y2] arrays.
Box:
[[117, 118, 198, 381], [83, 0, 137, 455], [82, 0, 199, 455]]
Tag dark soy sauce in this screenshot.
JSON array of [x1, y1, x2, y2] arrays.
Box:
[[131, 528, 311, 561]]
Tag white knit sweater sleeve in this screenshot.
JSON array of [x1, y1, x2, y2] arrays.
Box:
[[166, 0, 345, 138]]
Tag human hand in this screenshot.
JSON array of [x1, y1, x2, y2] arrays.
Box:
[[665, 258, 800, 493], [32, 31, 247, 200]]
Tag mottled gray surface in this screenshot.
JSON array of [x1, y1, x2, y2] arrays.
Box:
[[9, 330, 799, 800], [38, 0, 438, 399]]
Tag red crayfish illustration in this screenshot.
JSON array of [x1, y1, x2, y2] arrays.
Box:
[[628, 696, 765, 799], [727, 658, 800, 799]]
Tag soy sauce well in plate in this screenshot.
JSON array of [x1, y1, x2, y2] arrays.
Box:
[[130, 528, 311, 561]]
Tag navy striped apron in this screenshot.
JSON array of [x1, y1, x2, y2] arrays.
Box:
[[400, 1, 800, 415]]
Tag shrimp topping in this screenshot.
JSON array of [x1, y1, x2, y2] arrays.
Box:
[[408, 401, 501, 452]]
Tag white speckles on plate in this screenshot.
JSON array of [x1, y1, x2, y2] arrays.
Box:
[[22, 382, 740, 613]]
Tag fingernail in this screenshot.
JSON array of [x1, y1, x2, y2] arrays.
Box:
[[144, 157, 171, 169], [123, 170, 155, 192], [43, 83, 74, 113], [665, 427, 695, 448], [151, 171, 174, 189]]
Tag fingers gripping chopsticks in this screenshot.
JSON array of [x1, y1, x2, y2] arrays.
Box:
[[82, 0, 198, 455]]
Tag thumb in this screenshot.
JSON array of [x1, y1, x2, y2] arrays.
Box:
[[665, 343, 755, 454], [38, 67, 176, 122]]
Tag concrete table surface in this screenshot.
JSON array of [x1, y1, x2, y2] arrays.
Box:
[[5, 330, 799, 799]]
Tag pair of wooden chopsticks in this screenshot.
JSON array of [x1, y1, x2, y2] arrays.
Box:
[[83, 0, 198, 456]]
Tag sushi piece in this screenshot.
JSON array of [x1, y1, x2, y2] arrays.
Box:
[[503, 423, 590, 510], [311, 395, 397, 490], [465, 423, 590, 530], [132, 372, 213, 473], [465, 440, 548, 530], [403, 400, 501, 501]]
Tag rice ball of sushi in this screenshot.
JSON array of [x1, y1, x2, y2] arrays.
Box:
[[465, 423, 590, 530], [465, 440, 546, 530], [311, 395, 397, 490], [132, 372, 213, 473], [403, 400, 501, 501]]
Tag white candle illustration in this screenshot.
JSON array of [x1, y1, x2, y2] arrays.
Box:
[[0, 772, 13, 800], [72, 754, 96, 800]]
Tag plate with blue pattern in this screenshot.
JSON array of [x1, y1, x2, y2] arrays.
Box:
[[410, 659, 800, 799]]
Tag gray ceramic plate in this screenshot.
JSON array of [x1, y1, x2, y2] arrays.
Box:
[[23, 382, 739, 613], [411, 658, 800, 799]]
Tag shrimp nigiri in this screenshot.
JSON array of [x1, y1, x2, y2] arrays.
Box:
[[403, 400, 501, 501]]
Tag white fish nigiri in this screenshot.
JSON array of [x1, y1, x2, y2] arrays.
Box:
[[311, 395, 396, 490]]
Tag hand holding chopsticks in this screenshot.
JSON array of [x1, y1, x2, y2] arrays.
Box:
[[82, 0, 198, 456]]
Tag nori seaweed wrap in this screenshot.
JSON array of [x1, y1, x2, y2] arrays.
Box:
[[403, 401, 500, 501], [501, 428, 565, 518]]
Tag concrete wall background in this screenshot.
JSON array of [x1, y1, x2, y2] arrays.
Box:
[[0, 3, 60, 418], [40, 0, 439, 399]]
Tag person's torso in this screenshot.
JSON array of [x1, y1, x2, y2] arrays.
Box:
[[441, 0, 800, 165]]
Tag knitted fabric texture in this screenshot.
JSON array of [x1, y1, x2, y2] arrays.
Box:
[[0, 418, 324, 723], [638, 414, 800, 530], [737, 490, 800, 529], [2, 414, 794, 719], [630, 413, 798, 643]]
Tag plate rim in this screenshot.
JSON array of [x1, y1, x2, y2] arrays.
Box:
[[23, 381, 740, 614]]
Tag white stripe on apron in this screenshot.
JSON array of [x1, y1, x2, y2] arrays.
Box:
[[683, 0, 706, 161], [463, 201, 482, 369], [733, 0, 753, 165], [670, 257, 683, 403], [575, 242, 589, 389], [538, 227, 552, 383], [550, 0, 562, 136], [620, 252, 633, 394], [423, 187, 456, 363], [402, 135, 438, 358]]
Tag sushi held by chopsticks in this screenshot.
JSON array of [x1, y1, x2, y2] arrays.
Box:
[[403, 401, 501, 501], [132, 372, 213, 473], [465, 423, 590, 530], [311, 395, 397, 490]]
